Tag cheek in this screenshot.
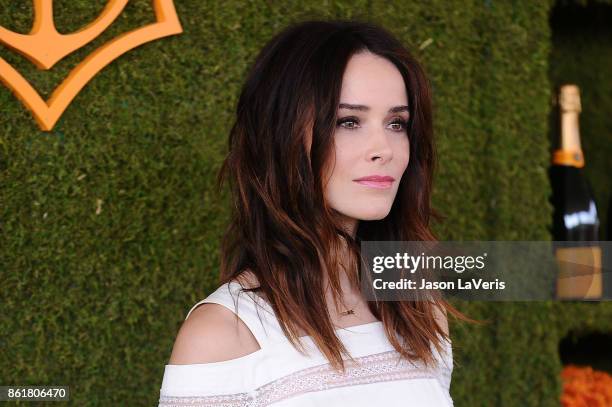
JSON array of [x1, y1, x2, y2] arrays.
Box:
[[331, 139, 358, 175], [394, 137, 411, 169], [402, 147, 410, 169]]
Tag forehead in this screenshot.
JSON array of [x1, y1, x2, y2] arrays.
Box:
[[339, 52, 408, 107]]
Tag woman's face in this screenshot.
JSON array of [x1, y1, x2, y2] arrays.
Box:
[[324, 51, 410, 235]]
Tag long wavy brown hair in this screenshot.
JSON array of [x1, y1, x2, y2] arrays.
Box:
[[216, 19, 477, 372]]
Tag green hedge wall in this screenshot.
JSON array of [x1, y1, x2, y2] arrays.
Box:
[[0, 1, 610, 406]]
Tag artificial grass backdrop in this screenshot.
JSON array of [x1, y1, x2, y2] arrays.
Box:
[[0, 0, 610, 405]]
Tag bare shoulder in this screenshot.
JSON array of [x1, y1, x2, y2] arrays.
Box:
[[168, 302, 261, 365], [433, 303, 449, 337]]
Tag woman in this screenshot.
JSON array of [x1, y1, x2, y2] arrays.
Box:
[[159, 19, 473, 406]]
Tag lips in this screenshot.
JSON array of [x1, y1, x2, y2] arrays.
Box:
[[353, 175, 395, 189], [354, 180, 392, 189], [353, 175, 395, 182]]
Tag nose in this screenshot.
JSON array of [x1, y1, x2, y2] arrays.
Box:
[[366, 128, 393, 163]]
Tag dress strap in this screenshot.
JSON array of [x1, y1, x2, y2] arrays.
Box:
[[185, 280, 287, 348]]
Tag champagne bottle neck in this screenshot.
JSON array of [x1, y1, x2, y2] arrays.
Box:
[[553, 111, 585, 168]]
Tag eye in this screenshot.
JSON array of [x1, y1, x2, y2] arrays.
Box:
[[336, 116, 360, 130], [388, 118, 408, 132]]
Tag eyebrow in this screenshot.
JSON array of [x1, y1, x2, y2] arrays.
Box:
[[338, 103, 410, 114]]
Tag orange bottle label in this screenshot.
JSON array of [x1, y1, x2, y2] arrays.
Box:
[[552, 149, 585, 168]]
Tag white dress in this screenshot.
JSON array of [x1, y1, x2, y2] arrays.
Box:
[[159, 280, 454, 406]]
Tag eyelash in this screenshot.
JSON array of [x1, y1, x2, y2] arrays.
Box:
[[336, 116, 409, 132]]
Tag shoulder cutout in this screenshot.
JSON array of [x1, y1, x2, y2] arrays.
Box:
[[168, 302, 261, 365]]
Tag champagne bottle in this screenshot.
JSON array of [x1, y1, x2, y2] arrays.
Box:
[[550, 84, 602, 300]]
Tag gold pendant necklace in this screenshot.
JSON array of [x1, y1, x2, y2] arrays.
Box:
[[339, 309, 355, 316]]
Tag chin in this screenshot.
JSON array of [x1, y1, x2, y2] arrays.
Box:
[[353, 207, 392, 221]]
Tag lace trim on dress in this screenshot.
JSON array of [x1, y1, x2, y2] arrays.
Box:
[[159, 349, 447, 407]]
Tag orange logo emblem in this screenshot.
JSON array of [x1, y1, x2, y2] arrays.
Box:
[[0, 0, 183, 131]]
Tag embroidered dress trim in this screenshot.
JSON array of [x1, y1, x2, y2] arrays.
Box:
[[159, 349, 445, 407]]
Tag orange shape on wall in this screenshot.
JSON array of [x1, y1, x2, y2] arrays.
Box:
[[0, 0, 183, 131]]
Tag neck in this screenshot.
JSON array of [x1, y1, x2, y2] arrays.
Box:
[[322, 236, 361, 316]]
